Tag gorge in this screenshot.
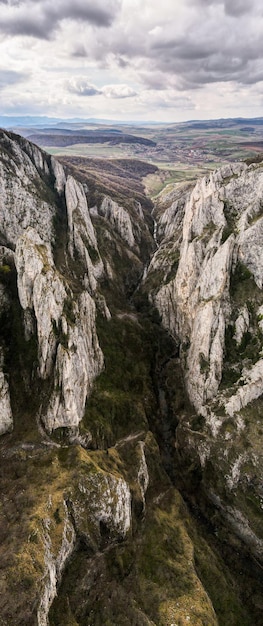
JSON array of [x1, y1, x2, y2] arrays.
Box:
[[0, 128, 263, 626]]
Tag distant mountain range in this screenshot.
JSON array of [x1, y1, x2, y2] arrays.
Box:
[[1, 114, 263, 130], [0, 115, 163, 129]]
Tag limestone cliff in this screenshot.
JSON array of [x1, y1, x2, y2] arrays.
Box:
[[97, 196, 137, 249], [147, 161, 263, 570], [15, 227, 103, 432], [0, 129, 105, 437]]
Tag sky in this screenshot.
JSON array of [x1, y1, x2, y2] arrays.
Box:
[[0, 0, 263, 123]]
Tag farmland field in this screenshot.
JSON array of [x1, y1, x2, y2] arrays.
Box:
[[16, 116, 263, 197]]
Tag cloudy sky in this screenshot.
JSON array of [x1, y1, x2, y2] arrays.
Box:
[[0, 0, 263, 122]]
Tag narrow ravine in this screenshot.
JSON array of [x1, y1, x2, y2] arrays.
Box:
[[49, 196, 262, 626]]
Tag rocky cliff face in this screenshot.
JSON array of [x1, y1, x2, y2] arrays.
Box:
[[0, 130, 105, 437], [0, 130, 262, 626], [146, 161, 263, 572]]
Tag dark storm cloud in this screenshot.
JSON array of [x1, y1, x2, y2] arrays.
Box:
[[133, 1, 263, 91], [0, 0, 121, 38], [189, 0, 254, 14], [152, 38, 217, 61], [60, 1, 120, 26], [224, 0, 253, 16], [145, 47, 257, 90], [0, 14, 52, 38], [76, 0, 262, 94], [0, 68, 28, 88]]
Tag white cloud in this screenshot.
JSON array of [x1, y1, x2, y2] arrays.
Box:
[[67, 78, 102, 96], [102, 84, 137, 98], [66, 78, 137, 99], [149, 26, 162, 36]]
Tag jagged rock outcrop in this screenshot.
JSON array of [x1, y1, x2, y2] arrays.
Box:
[[15, 226, 103, 433], [147, 160, 263, 567], [70, 469, 131, 541], [0, 247, 13, 434], [0, 131, 56, 248], [37, 457, 131, 626], [45, 290, 103, 432], [137, 440, 149, 510], [98, 196, 136, 248], [150, 162, 263, 415], [65, 175, 103, 288], [15, 228, 67, 376], [0, 361, 13, 434], [47, 436, 220, 626], [0, 130, 106, 435], [37, 501, 76, 626]]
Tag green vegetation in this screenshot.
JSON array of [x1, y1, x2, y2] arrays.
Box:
[[200, 353, 210, 373], [230, 261, 262, 306], [82, 313, 158, 447], [222, 201, 239, 238], [220, 274, 263, 389], [0, 263, 11, 274], [86, 241, 100, 264], [221, 222, 234, 242]]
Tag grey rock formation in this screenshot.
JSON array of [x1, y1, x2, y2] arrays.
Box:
[[65, 175, 103, 289], [37, 472, 131, 626], [151, 163, 263, 418], [0, 131, 56, 248], [44, 290, 103, 432], [0, 363, 13, 435], [99, 196, 136, 248], [37, 501, 76, 626], [14, 221, 103, 434], [0, 130, 105, 435], [148, 161, 263, 563], [16, 228, 67, 379]]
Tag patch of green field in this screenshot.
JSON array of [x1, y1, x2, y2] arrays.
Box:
[[205, 129, 244, 136], [143, 161, 222, 198], [45, 144, 130, 159]]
